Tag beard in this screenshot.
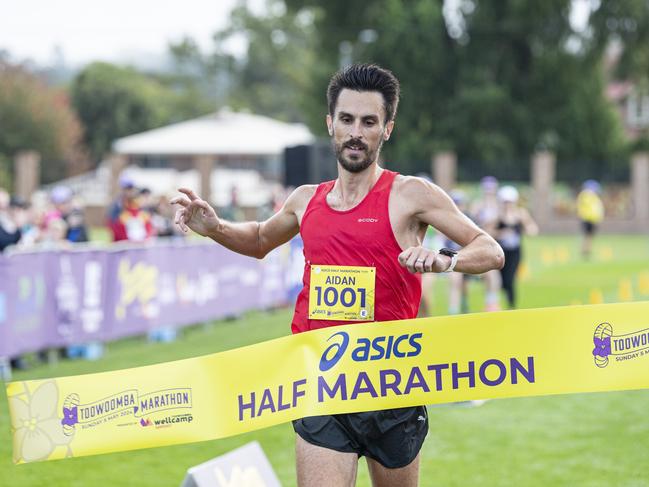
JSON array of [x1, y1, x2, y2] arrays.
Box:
[[333, 137, 383, 173]]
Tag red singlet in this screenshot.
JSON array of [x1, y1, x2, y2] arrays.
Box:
[[291, 169, 421, 334]]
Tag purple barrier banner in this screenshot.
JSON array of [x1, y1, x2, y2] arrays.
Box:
[[105, 243, 267, 340], [52, 250, 111, 345], [0, 241, 299, 358], [1, 252, 57, 356]]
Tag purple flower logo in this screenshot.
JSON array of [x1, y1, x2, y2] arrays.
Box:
[[140, 418, 152, 427], [592, 336, 611, 358], [61, 406, 78, 427]]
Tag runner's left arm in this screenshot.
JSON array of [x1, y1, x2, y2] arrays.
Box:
[[398, 178, 504, 274]]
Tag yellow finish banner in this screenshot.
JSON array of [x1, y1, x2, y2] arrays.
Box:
[[6, 302, 649, 464]]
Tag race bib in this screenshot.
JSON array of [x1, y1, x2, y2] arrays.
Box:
[[308, 265, 375, 321]]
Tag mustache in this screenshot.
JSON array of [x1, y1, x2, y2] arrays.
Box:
[[343, 138, 368, 151]]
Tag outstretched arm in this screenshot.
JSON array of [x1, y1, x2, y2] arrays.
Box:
[[171, 186, 311, 259]]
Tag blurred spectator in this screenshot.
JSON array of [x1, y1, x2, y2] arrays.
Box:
[[150, 195, 182, 238], [138, 187, 156, 213], [0, 188, 21, 252], [486, 186, 538, 309], [10, 196, 39, 247], [272, 185, 290, 213], [444, 190, 471, 315], [45, 185, 72, 222], [38, 217, 71, 249], [107, 174, 154, 242], [471, 176, 500, 225], [471, 176, 502, 311], [47, 185, 89, 243], [221, 186, 245, 222], [65, 206, 88, 243], [577, 179, 604, 259]]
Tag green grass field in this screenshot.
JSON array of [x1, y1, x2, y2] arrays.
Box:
[[2, 235, 649, 486]]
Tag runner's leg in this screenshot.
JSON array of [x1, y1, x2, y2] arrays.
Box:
[[483, 269, 501, 311], [296, 435, 358, 487], [366, 453, 421, 487], [500, 248, 521, 308], [448, 272, 463, 314]]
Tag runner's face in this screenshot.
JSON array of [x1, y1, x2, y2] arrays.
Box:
[[327, 89, 394, 173]]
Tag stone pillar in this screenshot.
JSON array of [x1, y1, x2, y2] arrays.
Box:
[[108, 153, 128, 198], [432, 151, 456, 191], [13, 151, 40, 200], [631, 151, 649, 223], [531, 151, 556, 226], [193, 155, 213, 203]]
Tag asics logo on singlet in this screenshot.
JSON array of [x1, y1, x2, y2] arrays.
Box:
[[357, 218, 379, 223], [318, 331, 424, 372]]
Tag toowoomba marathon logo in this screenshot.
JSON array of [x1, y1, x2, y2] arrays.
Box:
[[592, 322, 649, 368], [61, 388, 192, 435]]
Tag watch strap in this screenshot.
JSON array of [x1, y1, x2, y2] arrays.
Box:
[[442, 252, 458, 273]]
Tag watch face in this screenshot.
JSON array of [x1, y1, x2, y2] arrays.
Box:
[[439, 248, 458, 257]]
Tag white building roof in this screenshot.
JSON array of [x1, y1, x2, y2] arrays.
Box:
[[113, 109, 315, 156], [122, 166, 276, 207]]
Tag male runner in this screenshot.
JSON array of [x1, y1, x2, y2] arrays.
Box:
[[172, 64, 504, 487]]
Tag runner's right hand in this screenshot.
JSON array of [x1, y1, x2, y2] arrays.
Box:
[[171, 188, 221, 237]]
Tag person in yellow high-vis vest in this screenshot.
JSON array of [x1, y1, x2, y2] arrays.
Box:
[[576, 180, 604, 259]]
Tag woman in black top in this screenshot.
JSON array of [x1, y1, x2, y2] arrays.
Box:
[[487, 186, 538, 309]]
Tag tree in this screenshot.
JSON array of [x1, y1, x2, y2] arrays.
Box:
[[286, 0, 627, 179], [166, 0, 636, 180], [223, 1, 318, 122], [71, 62, 212, 164], [447, 0, 626, 178], [284, 0, 383, 132], [168, 0, 318, 123], [0, 59, 85, 185], [589, 0, 649, 80]]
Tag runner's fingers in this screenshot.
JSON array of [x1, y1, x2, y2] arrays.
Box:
[[423, 252, 436, 273], [193, 199, 214, 217], [413, 252, 428, 273], [176, 208, 192, 233], [178, 187, 200, 201], [174, 209, 188, 232], [174, 208, 184, 225], [169, 196, 190, 207], [405, 251, 422, 273], [398, 247, 416, 267], [182, 206, 194, 225]]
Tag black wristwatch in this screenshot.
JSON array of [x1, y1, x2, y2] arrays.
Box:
[[438, 248, 458, 273]]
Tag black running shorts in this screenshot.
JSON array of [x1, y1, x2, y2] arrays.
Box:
[[292, 406, 428, 469], [581, 220, 597, 235]]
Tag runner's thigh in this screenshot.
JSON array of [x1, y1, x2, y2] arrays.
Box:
[[296, 435, 358, 487]]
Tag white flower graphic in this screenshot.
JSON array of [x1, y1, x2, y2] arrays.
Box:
[[9, 381, 72, 463]]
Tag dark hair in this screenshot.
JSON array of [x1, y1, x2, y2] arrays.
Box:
[[327, 63, 400, 123]]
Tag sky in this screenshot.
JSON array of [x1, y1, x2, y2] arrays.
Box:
[[0, 0, 244, 67]]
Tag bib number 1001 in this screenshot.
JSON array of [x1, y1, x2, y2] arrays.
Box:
[[314, 286, 366, 308]]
